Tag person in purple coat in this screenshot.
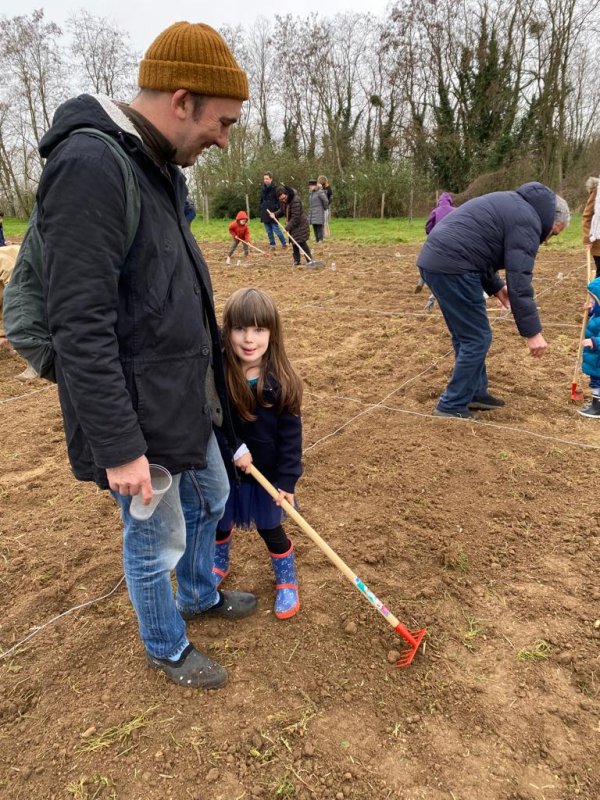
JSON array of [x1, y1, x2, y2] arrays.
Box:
[[416, 192, 456, 301], [425, 192, 454, 234]]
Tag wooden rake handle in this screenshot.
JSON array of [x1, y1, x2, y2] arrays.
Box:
[[247, 463, 422, 650], [267, 212, 311, 262], [234, 236, 266, 255], [573, 250, 594, 386]]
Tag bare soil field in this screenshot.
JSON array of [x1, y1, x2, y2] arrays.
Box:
[[1, 241, 599, 800]]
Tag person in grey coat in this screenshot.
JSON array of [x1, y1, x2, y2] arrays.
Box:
[[307, 179, 329, 242], [417, 182, 570, 418]]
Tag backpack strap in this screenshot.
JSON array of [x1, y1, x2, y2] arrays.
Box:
[[3, 128, 141, 382], [69, 128, 141, 251]]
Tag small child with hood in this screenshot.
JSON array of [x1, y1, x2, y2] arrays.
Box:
[[227, 211, 251, 265], [578, 276, 600, 418]]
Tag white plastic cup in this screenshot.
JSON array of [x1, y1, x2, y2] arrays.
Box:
[[129, 464, 172, 521]]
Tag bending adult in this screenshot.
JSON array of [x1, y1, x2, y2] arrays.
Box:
[[259, 172, 287, 251], [417, 182, 570, 418], [37, 21, 257, 688]]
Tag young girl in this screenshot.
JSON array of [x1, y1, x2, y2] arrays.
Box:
[[214, 287, 303, 618]]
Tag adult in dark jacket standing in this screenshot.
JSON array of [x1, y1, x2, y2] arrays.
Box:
[[259, 172, 287, 250], [37, 22, 258, 689], [417, 182, 570, 418]]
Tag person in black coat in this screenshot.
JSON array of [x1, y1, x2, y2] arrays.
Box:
[[36, 22, 258, 690], [417, 182, 570, 418], [259, 172, 287, 250], [271, 185, 312, 266]]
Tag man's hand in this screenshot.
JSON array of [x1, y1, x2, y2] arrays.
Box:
[[267, 209, 276, 220], [106, 455, 152, 504], [494, 286, 511, 310], [527, 332, 548, 358]]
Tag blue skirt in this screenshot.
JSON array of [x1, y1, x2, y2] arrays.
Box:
[[220, 479, 285, 531]]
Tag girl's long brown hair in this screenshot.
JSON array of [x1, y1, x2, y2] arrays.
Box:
[[222, 288, 303, 422]]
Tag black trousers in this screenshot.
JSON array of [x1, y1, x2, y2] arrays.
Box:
[[216, 524, 290, 554], [292, 240, 312, 264]]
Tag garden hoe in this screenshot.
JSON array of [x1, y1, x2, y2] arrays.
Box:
[[268, 213, 324, 269], [235, 236, 269, 257], [570, 250, 593, 402], [248, 464, 426, 667]]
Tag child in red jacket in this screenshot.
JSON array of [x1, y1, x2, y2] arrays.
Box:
[[227, 211, 251, 264]]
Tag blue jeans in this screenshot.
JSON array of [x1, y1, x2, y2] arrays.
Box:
[[419, 268, 491, 414], [111, 433, 229, 659], [263, 221, 287, 247]]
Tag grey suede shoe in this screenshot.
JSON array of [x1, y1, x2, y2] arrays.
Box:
[[181, 590, 258, 621], [468, 393, 505, 410], [146, 644, 228, 689], [432, 407, 474, 419]]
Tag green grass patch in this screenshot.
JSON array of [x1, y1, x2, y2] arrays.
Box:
[[517, 640, 553, 660], [4, 212, 584, 250]]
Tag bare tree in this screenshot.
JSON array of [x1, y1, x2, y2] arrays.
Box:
[[67, 11, 138, 100], [3, 10, 65, 157]]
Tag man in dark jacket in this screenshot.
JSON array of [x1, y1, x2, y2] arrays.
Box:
[[38, 22, 257, 689], [259, 172, 287, 250], [417, 182, 570, 418]]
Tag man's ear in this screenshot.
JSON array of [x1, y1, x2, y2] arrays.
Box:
[[171, 89, 191, 120]]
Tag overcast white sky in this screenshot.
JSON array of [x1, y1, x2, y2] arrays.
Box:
[[9, 1, 391, 52]]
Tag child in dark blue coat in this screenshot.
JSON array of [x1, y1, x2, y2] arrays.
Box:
[[579, 277, 600, 418], [214, 287, 303, 618]]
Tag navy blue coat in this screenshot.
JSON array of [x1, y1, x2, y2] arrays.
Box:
[[219, 374, 303, 494], [417, 182, 556, 338], [37, 94, 236, 488]]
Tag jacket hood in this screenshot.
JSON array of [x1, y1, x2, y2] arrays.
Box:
[[515, 182, 555, 241], [438, 192, 453, 206], [587, 277, 600, 305], [39, 94, 140, 158], [235, 210, 248, 222]]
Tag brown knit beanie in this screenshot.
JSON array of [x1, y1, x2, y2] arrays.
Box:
[[139, 21, 249, 101]]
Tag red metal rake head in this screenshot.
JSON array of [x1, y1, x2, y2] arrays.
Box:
[[570, 382, 584, 402], [394, 624, 427, 668]]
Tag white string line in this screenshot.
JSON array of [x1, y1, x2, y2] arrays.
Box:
[[304, 390, 600, 453], [298, 303, 581, 328], [304, 259, 588, 453], [0, 576, 126, 661], [0, 383, 55, 405]]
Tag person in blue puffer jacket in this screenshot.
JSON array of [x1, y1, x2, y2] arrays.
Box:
[[417, 182, 570, 418], [579, 277, 600, 418]]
